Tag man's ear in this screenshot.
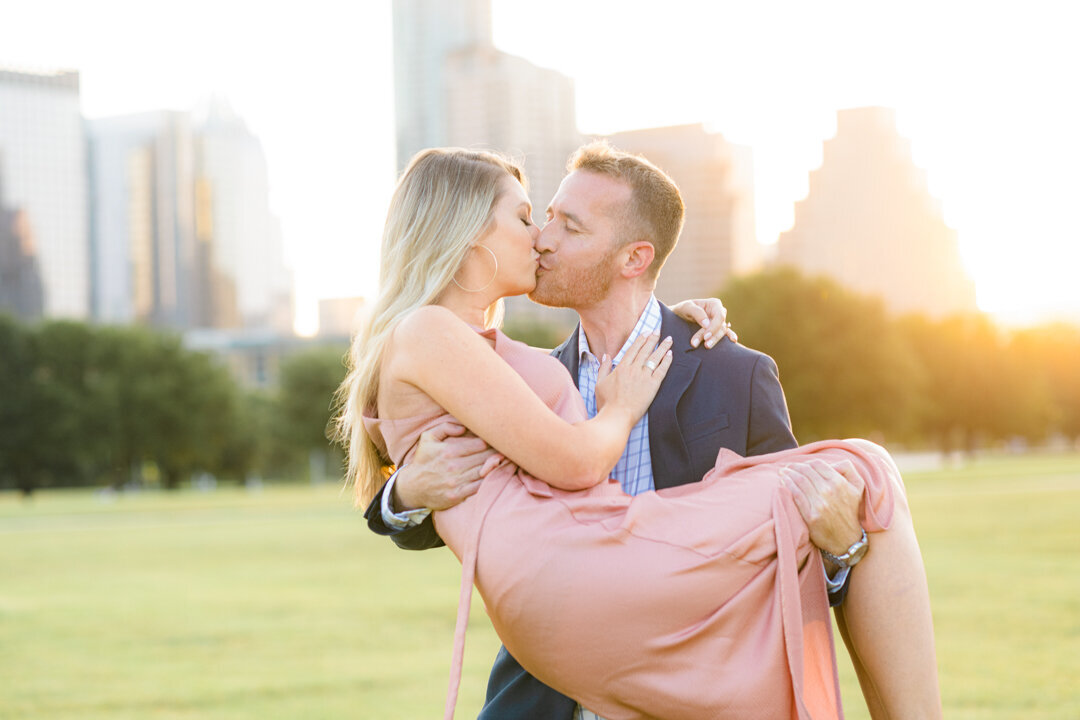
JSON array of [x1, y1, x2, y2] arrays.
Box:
[[620, 241, 655, 279]]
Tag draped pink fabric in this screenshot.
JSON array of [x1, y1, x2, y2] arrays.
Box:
[[364, 329, 899, 720]]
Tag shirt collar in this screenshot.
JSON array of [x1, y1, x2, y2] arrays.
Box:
[[578, 295, 662, 366]]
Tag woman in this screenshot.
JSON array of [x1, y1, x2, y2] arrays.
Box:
[[338, 148, 941, 719]]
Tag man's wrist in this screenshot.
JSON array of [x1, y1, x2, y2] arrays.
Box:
[[381, 469, 431, 529], [821, 528, 869, 569]]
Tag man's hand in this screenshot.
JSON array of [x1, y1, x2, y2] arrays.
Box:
[[669, 298, 738, 348], [781, 459, 866, 573], [392, 421, 503, 512]]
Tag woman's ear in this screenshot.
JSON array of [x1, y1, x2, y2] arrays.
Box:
[[620, 241, 656, 279]]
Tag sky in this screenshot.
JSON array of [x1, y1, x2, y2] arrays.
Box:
[[3, 0, 1078, 331]]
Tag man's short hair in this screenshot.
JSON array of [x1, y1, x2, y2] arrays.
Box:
[[569, 141, 685, 281]]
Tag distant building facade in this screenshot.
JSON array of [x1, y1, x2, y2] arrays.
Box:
[[183, 328, 347, 390], [606, 124, 760, 304], [0, 68, 89, 318], [445, 46, 580, 216], [393, 0, 580, 213], [393, 0, 493, 172], [776, 107, 976, 317], [88, 111, 207, 327], [0, 170, 44, 320], [87, 102, 293, 332], [195, 101, 293, 333]]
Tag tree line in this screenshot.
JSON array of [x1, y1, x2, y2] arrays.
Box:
[[2, 268, 1078, 493], [719, 268, 1080, 451], [0, 316, 347, 495]]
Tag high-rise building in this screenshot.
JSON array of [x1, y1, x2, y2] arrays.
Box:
[[87, 111, 209, 327], [393, 0, 493, 171], [606, 124, 760, 304], [445, 45, 580, 215], [0, 68, 89, 318], [776, 107, 976, 317], [0, 169, 44, 320], [195, 100, 293, 333], [87, 101, 293, 333], [392, 0, 580, 214]]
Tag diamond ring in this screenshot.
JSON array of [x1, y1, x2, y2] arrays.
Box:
[[645, 360, 657, 371]]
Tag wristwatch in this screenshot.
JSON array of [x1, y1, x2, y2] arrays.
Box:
[[821, 528, 869, 569]]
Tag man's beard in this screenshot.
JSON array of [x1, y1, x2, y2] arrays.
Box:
[[527, 247, 620, 309]]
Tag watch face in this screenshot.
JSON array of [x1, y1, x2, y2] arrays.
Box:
[[849, 541, 869, 564]]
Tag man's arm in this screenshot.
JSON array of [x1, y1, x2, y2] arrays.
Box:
[[363, 421, 501, 550], [745, 353, 798, 455], [363, 478, 445, 550]]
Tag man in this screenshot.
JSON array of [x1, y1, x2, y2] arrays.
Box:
[[365, 142, 866, 719]]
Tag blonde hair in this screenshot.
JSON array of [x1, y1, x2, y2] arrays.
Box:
[[336, 148, 525, 507], [569, 141, 685, 281]]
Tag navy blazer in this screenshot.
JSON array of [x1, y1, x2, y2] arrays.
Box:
[[364, 303, 798, 719]]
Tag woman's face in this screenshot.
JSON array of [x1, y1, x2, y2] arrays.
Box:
[[471, 175, 540, 297]]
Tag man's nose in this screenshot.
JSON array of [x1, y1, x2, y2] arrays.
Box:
[[535, 222, 555, 252]]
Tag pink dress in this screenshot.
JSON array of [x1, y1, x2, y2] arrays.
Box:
[[364, 328, 899, 720]]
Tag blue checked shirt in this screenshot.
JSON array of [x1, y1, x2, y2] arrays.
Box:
[[576, 296, 662, 497], [573, 296, 662, 720]]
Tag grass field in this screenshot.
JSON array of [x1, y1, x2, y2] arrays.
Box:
[[2, 452, 1079, 719]]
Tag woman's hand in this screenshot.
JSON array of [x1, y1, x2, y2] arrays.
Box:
[[594, 333, 674, 423], [670, 298, 738, 348]]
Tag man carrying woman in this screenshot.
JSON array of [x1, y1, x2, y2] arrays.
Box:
[[343, 144, 940, 719]]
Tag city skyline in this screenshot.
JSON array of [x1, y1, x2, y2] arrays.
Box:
[[2, 0, 1078, 330]]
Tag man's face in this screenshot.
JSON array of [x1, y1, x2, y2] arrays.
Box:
[[529, 170, 631, 309]]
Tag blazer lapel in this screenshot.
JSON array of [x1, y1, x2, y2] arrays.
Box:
[[648, 305, 701, 489], [550, 325, 581, 388]]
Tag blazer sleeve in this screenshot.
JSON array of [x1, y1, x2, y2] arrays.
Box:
[[745, 353, 798, 456], [362, 481, 446, 551]]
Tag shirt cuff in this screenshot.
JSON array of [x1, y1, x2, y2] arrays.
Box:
[[380, 470, 432, 529], [823, 562, 852, 596]]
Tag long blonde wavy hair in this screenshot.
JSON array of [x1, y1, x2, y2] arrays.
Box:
[[336, 148, 525, 507]]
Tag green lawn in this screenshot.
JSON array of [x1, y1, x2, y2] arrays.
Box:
[[1, 453, 1078, 719]]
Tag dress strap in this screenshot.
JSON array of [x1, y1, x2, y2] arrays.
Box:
[[442, 468, 514, 719], [774, 490, 812, 719]]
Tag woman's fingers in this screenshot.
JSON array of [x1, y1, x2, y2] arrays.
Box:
[[649, 344, 673, 381], [624, 332, 656, 366], [643, 337, 673, 374], [596, 352, 613, 381]]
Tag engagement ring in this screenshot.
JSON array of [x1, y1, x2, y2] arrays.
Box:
[[645, 361, 657, 371]]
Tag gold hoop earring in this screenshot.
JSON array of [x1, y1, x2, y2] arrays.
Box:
[[452, 244, 498, 293]]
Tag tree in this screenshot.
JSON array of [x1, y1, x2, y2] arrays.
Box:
[[897, 313, 1048, 452], [90, 326, 240, 489], [275, 348, 349, 481], [1011, 324, 1080, 442], [719, 268, 924, 443], [0, 315, 40, 494]]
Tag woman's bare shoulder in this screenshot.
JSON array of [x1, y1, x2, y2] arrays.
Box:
[[390, 305, 492, 377], [392, 305, 474, 349]]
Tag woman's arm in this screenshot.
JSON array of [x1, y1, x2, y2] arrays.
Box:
[[387, 305, 671, 490]]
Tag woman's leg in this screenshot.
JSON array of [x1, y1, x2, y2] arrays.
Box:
[[834, 440, 942, 720]]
